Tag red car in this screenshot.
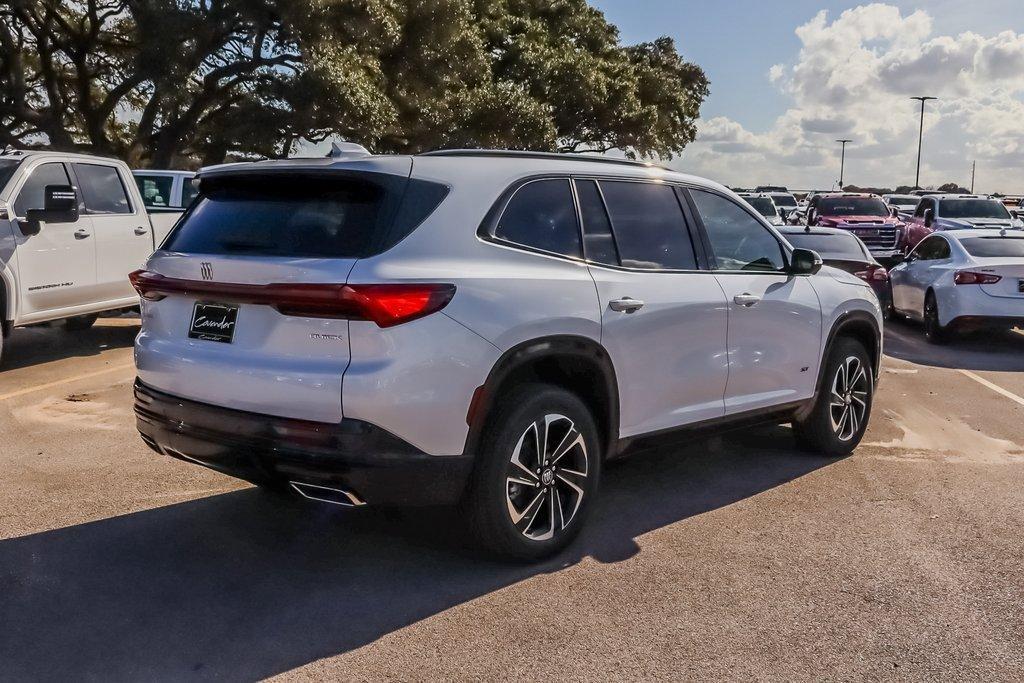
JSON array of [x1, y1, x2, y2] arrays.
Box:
[[809, 193, 906, 263]]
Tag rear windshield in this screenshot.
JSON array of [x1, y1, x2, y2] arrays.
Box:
[[960, 236, 1024, 258], [784, 232, 867, 259], [746, 197, 777, 217], [771, 194, 797, 208], [939, 199, 1010, 220], [818, 197, 888, 217], [163, 173, 447, 258]]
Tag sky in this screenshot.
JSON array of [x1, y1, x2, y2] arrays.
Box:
[[590, 0, 1024, 192]]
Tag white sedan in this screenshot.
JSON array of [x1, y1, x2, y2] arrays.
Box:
[[890, 229, 1024, 343]]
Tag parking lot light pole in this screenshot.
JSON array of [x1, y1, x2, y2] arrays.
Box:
[[911, 96, 937, 190], [836, 139, 852, 189]]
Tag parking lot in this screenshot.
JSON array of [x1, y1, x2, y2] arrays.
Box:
[[1, 317, 1023, 680]]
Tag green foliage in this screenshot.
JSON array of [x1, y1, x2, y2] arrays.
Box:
[[0, 0, 708, 166]]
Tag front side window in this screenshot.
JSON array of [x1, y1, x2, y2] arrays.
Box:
[[914, 199, 933, 218], [690, 189, 786, 272], [74, 163, 132, 214], [134, 175, 174, 208], [598, 181, 696, 270], [13, 162, 71, 217], [495, 179, 581, 259]]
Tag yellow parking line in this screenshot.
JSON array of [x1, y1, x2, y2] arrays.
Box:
[[0, 362, 135, 402], [959, 370, 1024, 408]]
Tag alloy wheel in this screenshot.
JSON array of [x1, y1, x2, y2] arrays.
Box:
[[505, 413, 588, 541], [829, 356, 870, 442]]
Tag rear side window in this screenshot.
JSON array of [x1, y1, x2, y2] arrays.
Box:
[[495, 179, 581, 258], [135, 175, 174, 208], [164, 173, 444, 258], [599, 181, 696, 270], [74, 163, 132, 214], [180, 177, 199, 206], [14, 162, 70, 216], [914, 236, 950, 260]]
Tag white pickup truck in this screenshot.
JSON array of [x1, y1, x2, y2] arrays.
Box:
[[0, 150, 183, 360]]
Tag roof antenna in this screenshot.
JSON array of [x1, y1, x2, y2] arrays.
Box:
[[327, 141, 371, 159]]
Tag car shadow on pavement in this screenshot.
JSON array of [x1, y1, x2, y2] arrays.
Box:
[[883, 320, 1024, 372], [0, 426, 830, 680], [0, 316, 140, 372]]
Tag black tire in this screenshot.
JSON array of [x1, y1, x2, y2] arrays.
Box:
[[462, 383, 602, 561], [923, 291, 947, 345], [793, 337, 874, 457], [881, 284, 896, 322], [64, 314, 99, 331]]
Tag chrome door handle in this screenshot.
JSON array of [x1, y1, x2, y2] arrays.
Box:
[[733, 293, 761, 307], [134, 226, 148, 235], [74, 229, 91, 239], [609, 297, 644, 313]]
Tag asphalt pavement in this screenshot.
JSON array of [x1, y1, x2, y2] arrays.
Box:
[[1, 317, 1022, 681]]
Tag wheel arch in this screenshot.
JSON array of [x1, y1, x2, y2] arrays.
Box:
[[817, 310, 881, 395], [464, 335, 620, 461]]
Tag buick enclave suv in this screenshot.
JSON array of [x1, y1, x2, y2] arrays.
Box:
[[131, 149, 882, 560]]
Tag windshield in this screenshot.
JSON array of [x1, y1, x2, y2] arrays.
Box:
[[0, 158, 22, 194], [888, 197, 918, 208], [939, 199, 1010, 220], [818, 196, 888, 217], [784, 232, 867, 259], [746, 197, 777, 217], [960, 237, 1024, 258], [771, 194, 797, 208]]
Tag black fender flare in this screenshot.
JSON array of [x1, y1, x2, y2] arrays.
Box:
[[816, 309, 881, 394], [463, 335, 620, 459]]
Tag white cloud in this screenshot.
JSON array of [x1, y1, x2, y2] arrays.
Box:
[[675, 4, 1024, 193]]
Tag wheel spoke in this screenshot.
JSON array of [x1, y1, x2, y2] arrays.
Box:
[[549, 486, 563, 531], [549, 426, 583, 466], [830, 390, 846, 409], [510, 489, 546, 529], [507, 475, 539, 489], [509, 424, 542, 484]]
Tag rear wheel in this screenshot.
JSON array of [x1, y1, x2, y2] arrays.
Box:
[[923, 292, 947, 344], [64, 314, 99, 331], [793, 337, 874, 457], [463, 384, 601, 561]]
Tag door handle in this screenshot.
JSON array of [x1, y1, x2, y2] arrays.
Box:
[[74, 229, 91, 239], [733, 293, 761, 307], [609, 297, 644, 313], [134, 226, 148, 235]]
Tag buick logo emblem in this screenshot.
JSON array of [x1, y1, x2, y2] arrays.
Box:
[[200, 262, 213, 281]]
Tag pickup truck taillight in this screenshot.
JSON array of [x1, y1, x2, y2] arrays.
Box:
[[854, 264, 888, 282], [953, 270, 1001, 285], [129, 270, 455, 327]]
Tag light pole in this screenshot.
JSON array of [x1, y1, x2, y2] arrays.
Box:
[[836, 139, 852, 189], [911, 96, 937, 189]]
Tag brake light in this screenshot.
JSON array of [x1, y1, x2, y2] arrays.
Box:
[[854, 264, 889, 282], [953, 270, 1002, 285], [128, 270, 455, 327]]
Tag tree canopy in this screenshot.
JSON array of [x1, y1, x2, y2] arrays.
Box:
[[0, 0, 709, 167]]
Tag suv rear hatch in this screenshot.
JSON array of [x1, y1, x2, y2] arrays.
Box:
[[132, 160, 448, 423]]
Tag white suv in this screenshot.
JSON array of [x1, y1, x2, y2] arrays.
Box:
[[131, 149, 882, 560]]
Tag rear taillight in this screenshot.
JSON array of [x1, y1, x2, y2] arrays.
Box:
[[128, 270, 455, 327], [854, 264, 889, 282], [953, 270, 1001, 285]]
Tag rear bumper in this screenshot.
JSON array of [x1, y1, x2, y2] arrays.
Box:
[[134, 380, 473, 506]]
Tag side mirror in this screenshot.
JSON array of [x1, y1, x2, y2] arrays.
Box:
[[905, 251, 918, 262], [789, 247, 822, 276], [889, 206, 900, 218], [22, 184, 78, 235], [889, 252, 906, 264], [923, 208, 934, 227]]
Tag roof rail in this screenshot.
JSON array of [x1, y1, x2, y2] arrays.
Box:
[[419, 148, 670, 171]]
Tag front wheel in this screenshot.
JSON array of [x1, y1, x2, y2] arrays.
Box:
[[793, 338, 874, 457], [462, 384, 601, 561]]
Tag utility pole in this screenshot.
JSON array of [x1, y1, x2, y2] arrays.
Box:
[[911, 96, 937, 189], [971, 160, 976, 194], [836, 139, 852, 189]]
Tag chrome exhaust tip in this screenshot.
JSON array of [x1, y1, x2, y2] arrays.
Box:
[[289, 481, 366, 507]]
